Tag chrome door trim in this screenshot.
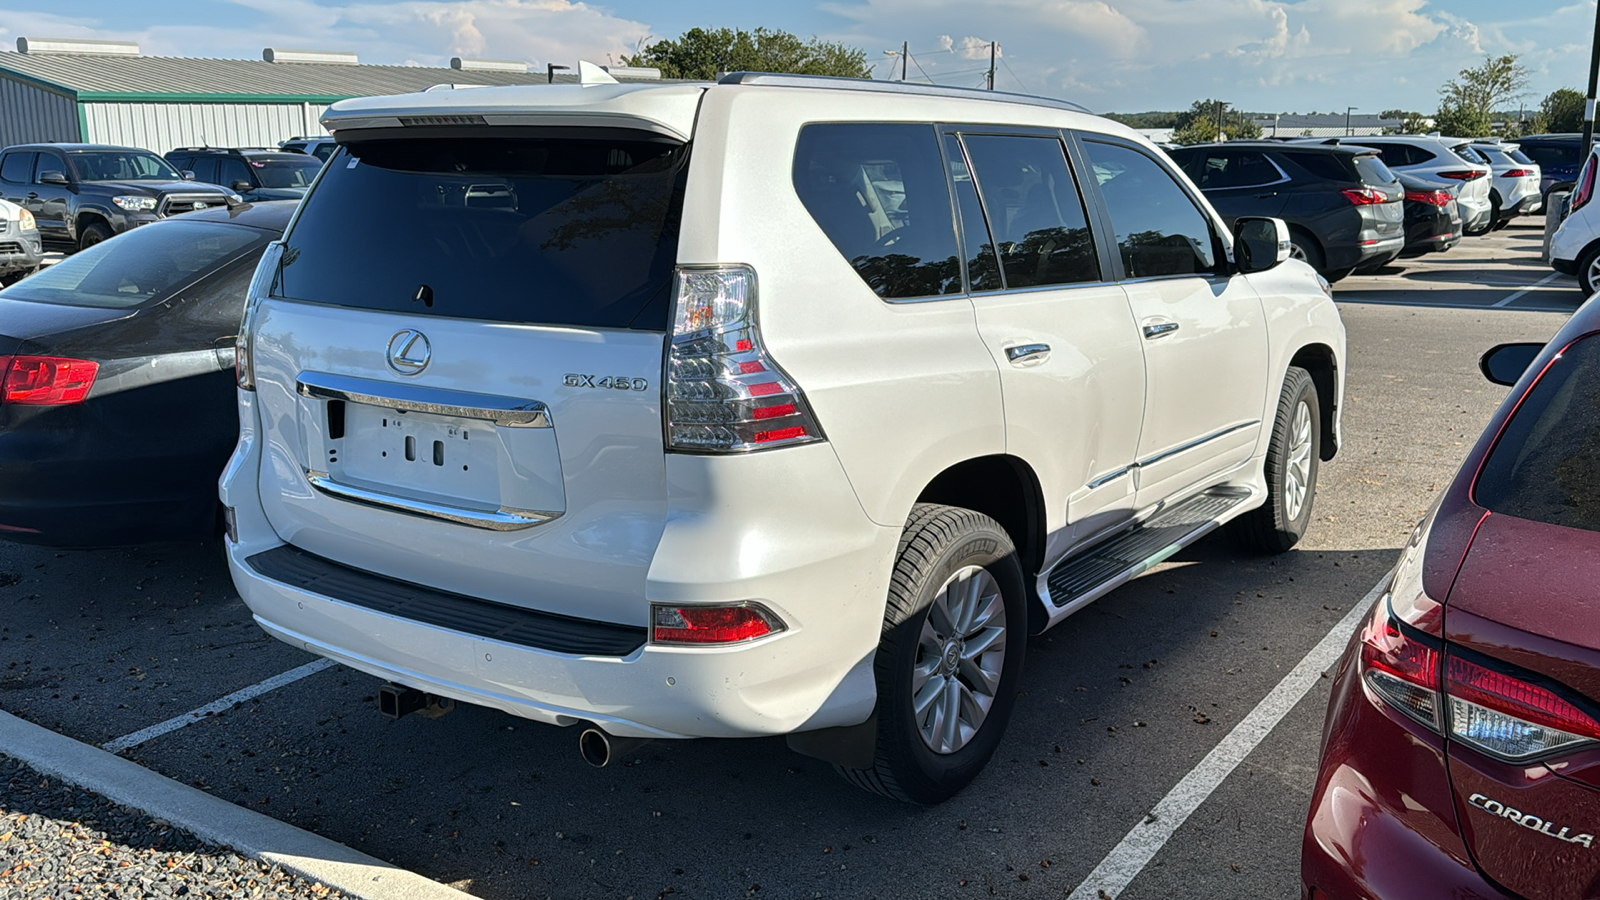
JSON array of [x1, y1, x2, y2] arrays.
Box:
[[305, 470, 560, 531], [297, 372, 551, 428], [1086, 466, 1130, 489], [1134, 420, 1260, 470], [1004, 342, 1051, 364]]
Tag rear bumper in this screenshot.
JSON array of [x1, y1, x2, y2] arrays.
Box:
[[1552, 256, 1578, 276]]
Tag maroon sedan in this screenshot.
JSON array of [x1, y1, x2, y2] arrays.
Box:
[[1303, 310, 1600, 900]]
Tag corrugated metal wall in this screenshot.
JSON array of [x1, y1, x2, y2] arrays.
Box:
[[0, 78, 80, 146], [81, 101, 330, 152]]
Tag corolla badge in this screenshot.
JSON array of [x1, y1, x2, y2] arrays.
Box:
[[387, 329, 432, 375], [1469, 793, 1595, 848]]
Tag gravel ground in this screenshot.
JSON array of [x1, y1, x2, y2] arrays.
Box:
[[0, 754, 351, 899]]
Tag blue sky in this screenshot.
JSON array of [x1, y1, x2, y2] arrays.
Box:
[[0, 0, 1591, 113]]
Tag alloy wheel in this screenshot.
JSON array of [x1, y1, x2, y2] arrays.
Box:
[[912, 565, 1008, 755], [1284, 400, 1314, 521]]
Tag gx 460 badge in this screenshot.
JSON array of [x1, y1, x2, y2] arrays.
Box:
[[565, 374, 650, 392]]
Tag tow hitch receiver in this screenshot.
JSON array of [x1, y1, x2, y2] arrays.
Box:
[[377, 683, 455, 720]]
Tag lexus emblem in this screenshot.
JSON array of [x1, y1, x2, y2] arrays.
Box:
[[386, 329, 431, 375]]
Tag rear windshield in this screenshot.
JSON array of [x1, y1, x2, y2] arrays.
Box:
[[276, 135, 687, 330], [1476, 333, 1600, 533], [0, 220, 266, 309], [1508, 148, 1535, 166], [1353, 155, 1397, 185]]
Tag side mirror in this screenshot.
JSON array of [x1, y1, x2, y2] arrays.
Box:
[[182, 170, 196, 181], [1234, 216, 1290, 274], [1480, 342, 1544, 386], [231, 180, 253, 193], [38, 171, 68, 186]]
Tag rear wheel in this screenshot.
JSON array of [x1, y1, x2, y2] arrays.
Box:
[[78, 222, 112, 252], [1579, 244, 1600, 296], [1287, 233, 1324, 273], [835, 503, 1026, 805], [1228, 366, 1320, 554]]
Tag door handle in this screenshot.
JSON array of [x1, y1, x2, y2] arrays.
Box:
[[1142, 320, 1180, 340], [1005, 343, 1050, 365], [26, 193, 37, 200]]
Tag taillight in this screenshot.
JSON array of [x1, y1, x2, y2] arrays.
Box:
[[236, 241, 284, 391], [1503, 168, 1534, 178], [1404, 190, 1451, 208], [1341, 187, 1387, 205], [664, 265, 823, 452], [1573, 157, 1597, 212], [1, 356, 99, 405], [1446, 656, 1600, 761], [1436, 170, 1485, 181], [651, 603, 785, 645], [1362, 613, 1442, 729]]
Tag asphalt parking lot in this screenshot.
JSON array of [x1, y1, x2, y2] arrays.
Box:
[[0, 221, 1583, 899]]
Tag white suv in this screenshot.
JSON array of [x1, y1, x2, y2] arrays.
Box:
[[223, 71, 1346, 803]]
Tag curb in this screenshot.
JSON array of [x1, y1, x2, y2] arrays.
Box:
[[0, 710, 474, 900]]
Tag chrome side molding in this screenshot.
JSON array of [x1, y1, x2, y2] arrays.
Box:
[[297, 372, 551, 428]]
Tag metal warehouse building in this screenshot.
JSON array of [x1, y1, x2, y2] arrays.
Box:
[[0, 38, 651, 153]]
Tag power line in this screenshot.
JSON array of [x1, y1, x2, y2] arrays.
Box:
[[999, 56, 1028, 93], [908, 50, 936, 84]]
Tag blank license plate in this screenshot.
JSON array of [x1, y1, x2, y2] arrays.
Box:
[[332, 403, 503, 506]]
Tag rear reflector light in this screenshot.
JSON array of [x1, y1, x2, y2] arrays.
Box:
[[1503, 168, 1534, 178], [2, 356, 99, 405], [651, 603, 785, 645], [1446, 655, 1600, 760], [1361, 613, 1442, 729], [1405, 190, 1451, 207], [1437, 170, 1485, 181], [665, 265, 824, 453], [1341, 187, 1388, 205]]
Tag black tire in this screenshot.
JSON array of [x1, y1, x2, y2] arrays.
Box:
[[835, 503, 1026, 805], [1322, 267, 1354, 283], [1228, 367, 1320, 554], [1287, 232, 1325, 273], [0, 266, 36, 287], [1579, 243, 1600, 296], [78, 222, 112, 252]]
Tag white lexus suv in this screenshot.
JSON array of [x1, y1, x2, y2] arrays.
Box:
[[223, 69, 1346, 804]]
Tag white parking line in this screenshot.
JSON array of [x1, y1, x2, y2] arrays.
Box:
[[1065, 575, 1387, 900], [1491, 271, 1566, 308], [102, 658, 337, 754]]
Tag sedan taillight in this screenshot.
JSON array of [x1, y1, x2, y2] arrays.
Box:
[[1, 356, 99, 405]]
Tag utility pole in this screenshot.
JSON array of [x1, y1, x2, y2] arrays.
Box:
[[1585, 3, 1600, 150], [987, 42, 996, 91], [902, 41, 909, 82], [1216, 101, 1224, 141], [1346, 106, 1356, 136]]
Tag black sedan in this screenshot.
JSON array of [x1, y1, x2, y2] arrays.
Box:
[[0, 201, 291, 547], [1396, 170, 1462, 258]]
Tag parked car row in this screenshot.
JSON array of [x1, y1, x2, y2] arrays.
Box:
[[1166, 134, 1541, 282]]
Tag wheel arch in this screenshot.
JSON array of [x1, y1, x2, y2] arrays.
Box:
[[914, 454, 1046, 580], [74, 209, 113, 242], [1290, 343, 1339, 461]]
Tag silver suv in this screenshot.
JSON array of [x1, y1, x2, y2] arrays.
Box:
[[223, 71, 1346, 803]]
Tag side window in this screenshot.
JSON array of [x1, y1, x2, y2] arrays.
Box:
[[1364, 144, 1410, 167], [1191, 151, 1283, 189], [943, 135, 1003, 292], [1282, 152, 1351, 182], [34, 154, 66, 183], [313, 144, 336, 162], [189, 158, 217, 184], [0, 152, 34, 185], [961, 134, 1100, 288], [792, 123, 961, 300], [1081, 140, 1217, 279], [217, 158, 252, 188]]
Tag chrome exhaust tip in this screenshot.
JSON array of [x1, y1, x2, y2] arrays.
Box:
[[578, 726, 649, 768]]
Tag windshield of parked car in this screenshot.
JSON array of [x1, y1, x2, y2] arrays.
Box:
[[70, 151, 183, 182], [0, 220, 268, 308], [252, 158, 322, 188]]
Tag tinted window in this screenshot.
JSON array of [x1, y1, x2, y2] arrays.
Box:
[[34, 154, 66, 183], [1353, 155, 1397, 185], [1454, 146, 1488, 165], [961, 134, 1099, 288], [1365, 143, 1430, 167], [1477, 334, 1600, 533], [943, 135, 1002, 292], [1523, 143, 1579, 168], [189, 158, 217, 184], [1282, 151, 1353, 182], [71, 151, 181, 182], [793, 123, 960, 300], [1508, 148, 1534, 166], [217, 158, 252, 188], [0, 153, 33, 185], [313, 144, 336, 162], [278, 135, 687, 330], [1189, 151, 1284, 189], [0, 220, 267, 309], [253, 158, 321, 188], [1082, 141, 1216, 278]]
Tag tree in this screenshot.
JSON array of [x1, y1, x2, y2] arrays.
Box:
[[1434, 54, 1528, 137], [623, 27, 871, 80], [1171, 99, 1261, 144], [1542, 87, 1586, 133]]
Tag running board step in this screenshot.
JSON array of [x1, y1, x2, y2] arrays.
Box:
[[1043, 487, 1253, 618]]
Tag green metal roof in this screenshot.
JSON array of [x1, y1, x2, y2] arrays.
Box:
[[0, 52, 567, 103]]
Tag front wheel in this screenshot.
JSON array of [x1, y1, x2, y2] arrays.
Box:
[[1228, 367, 1320, 554], [835, 504, 1026, 805], [78, 222, 112, 252]]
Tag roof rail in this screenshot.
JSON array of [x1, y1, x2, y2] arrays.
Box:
[[716, 72, 1093, 115]]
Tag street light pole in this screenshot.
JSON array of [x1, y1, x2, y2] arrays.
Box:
[[1584, 2, 1600, 150], [1346, 106, 1356, 136]]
